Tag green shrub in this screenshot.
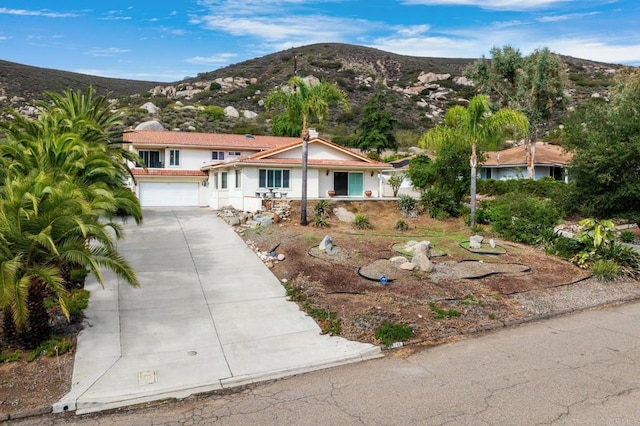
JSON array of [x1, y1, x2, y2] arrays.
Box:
[[0, 350, 21, 363], [209, 82, 222, 91], [486, 194, 561, 244], [27, 337, 73, 362], [354, 213, 372, 229], [68, 289, 90, 315], [397, 195, 418, 217], [313, 215, 328, 228], [314, 199, 331, 218], [203, 105, 225, 119], [420, 188, 460, 220], [591, 259, 620, 281], [619, 231, 636, 243], [545, 235, 585, 259], [394, 218, 409, 231], [375, 322, 414, 346]]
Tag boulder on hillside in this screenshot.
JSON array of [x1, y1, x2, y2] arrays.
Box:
[[135, 120, 165, 131], [224, 106, 240, 118], [140, 102, 159, 114]]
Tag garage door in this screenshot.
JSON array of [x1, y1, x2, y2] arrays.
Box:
[[139, 182, 199, 207]]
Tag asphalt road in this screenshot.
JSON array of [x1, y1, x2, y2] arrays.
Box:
[[16, 299, 640, 425]]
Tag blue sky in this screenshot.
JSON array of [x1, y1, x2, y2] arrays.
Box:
[[0, 1, 638, 83]]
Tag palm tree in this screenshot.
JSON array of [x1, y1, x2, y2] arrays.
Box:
[[419, 95, 529, 227], [0, 172, 139, 348], [266, 76, 349, 225]]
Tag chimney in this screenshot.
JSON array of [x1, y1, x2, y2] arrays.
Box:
[[308, 128, 319, 139]]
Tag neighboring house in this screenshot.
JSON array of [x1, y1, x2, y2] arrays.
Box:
[[201, 137, 390, 211], [481, 143, 573, 183], [123, 130, 390, 210], [122, 130, 299, 207]]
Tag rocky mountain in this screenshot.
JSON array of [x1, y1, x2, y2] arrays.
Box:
[[0, 43, 629, 141]]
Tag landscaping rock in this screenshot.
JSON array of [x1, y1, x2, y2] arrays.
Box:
[[412, 241, 434, 273], [469, 235, 484, 249], [319, 235, 336, 255], [333, 207, 355, 222], [390, 256, 408, 265], [400, 262, 416, 271]]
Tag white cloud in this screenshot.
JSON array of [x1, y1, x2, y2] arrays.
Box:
[[400, 0, 575, 11], [186, 53, 238, 65], [538, 11, 600, 22], [99, 10, 132, 20], [547, 38, 640, 65], [0, 7, 79, 18], [87, 47, 131, 57]]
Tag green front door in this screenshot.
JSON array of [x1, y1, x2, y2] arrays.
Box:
[[348, 172, 363, 196]]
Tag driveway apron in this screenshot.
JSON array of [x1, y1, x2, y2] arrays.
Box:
[[55, 208, 381, 415]]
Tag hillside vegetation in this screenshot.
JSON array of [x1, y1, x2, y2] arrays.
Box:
[[0, 43, 629, 140]]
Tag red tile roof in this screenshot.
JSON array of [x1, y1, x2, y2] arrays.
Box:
[[201, 137, 390, 170], [483, 143, 573, 167], [122, 130, 299, 149], [132, 169, 207, 177]]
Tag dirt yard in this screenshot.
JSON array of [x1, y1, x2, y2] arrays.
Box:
[[242, 200, 597, 346], [3, 199, 640, 419]]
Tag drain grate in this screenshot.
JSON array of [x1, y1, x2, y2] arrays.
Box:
[[138, 370, 157, 385]]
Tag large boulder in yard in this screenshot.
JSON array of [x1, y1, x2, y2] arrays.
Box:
[[412, 241, 435, 273], [319, 235, 335, 255], [469, 235, 484, 249], [333, 207, 355, 223]]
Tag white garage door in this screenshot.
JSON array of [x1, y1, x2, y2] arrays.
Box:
[[139, 182, 199, 207]]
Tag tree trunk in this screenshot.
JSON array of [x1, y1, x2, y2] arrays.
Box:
[[526, 130, 537, 179], [469, 143, 478, 228], [300, 119, 309, 226], [2, 307, 20, 347], [25, 280, 51, 349]]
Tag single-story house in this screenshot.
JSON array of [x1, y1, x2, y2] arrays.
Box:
[[122, 130, 299, 207], [481, 143, 573, 183], [201, 137, 390, 211], [123, 130, 390, 210]]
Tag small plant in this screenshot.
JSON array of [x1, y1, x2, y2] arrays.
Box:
[[590, 259, 620, 281], [0, 349, 21, 363], [283, 279, 341, 335], [313, 214, 328, 228], [488, 312, 497, 320], [353, 213, 372, 229], [314, 199, 331, 218], [27, 337, 73, 362], [460, 293, 482, 306], [394, 218, 409, 231], [429, 302, 461, 319], [619, 230, 636, 243], [388, 173, 404, 197], [375, 322, 414, 346], [67, 289, 90, 315], [397, 195, 418, 217]]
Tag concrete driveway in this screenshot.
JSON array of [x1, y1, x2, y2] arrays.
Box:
[[55, 208, 381, 415]]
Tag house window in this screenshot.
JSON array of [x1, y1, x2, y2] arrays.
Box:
[[228, 151, 241, 157], [485, 168, 492, 179], [212, 151, 225, 161], [221, 172, 228, 189], [138, 150, 162, 168], [259, 169, 290, 189], [169, 149, 180, 166], [235, 170, 241, 188]]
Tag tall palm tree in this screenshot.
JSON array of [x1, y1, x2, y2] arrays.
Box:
[[266, 76, 349, 225], [419, 95, 529, 227]]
